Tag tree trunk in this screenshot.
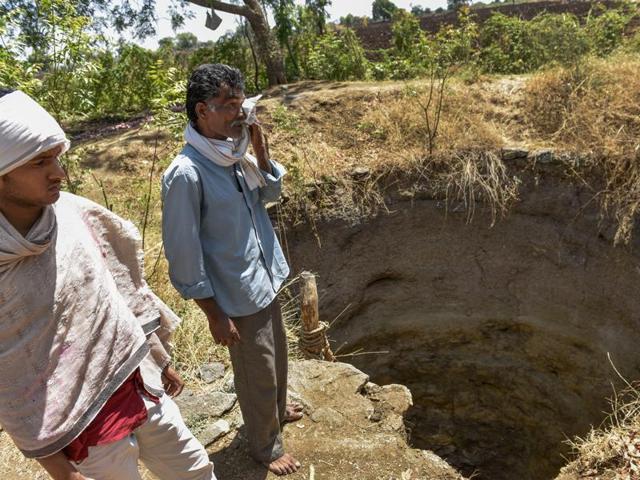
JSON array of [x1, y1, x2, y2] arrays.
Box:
[[246, 6, 287, 85], [186, 0, 287, 86], [241, 20, 261, 91]]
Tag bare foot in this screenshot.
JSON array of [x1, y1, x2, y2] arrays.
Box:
[[265, 453, 301, 476], [282, 402, 304, 424]]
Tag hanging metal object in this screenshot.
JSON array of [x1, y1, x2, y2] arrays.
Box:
[[205, 9, 222, 31]]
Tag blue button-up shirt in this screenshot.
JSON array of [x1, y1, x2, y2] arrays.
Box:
[[161, 144, 290, 317]]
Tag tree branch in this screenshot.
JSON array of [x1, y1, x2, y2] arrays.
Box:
[[185, 0, 251, 17]]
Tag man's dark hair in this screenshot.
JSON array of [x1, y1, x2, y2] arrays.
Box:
[[186, 64, 245, 123], [0, 88, 15, 98]]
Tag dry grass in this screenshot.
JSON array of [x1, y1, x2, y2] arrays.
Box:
[[560, 363, 640, 480], [415, 149, 521, 226], [524, 54, 640, 244], [262, 78, 515, 225]]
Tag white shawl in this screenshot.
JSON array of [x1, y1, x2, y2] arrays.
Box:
[[184, 95, 267, 190], [0, 193, 179, 458]]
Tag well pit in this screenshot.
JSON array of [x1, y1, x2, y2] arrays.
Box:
[[286, 169, 640, 480]]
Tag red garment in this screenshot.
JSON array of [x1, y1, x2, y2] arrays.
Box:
[[64, 369, 159, 463]]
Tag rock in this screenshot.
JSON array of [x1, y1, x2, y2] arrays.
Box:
[[207, 392, 237, 417], [382, 413, 405, 432], [198, 362, 225, 384], [528, 148, 555, 164], [320, 174, 338, 185], [222, 374, 235, 393], [350, 166, 371, 180], [369, 409, 383, 422], [436, 444, 457, 457], [289, 360, 369, 397], [176, 388, 237, 424], [379, 384, 413, 415], [364, 381, 381, 397], [287, 390, 312, 412], [310, 407, 345, 428], [502, 147, 529, 161], [197, 419, 230, 447], [275, 360, 464, 479]]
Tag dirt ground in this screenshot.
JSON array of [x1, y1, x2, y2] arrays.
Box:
[[0, 361, 464, 480]]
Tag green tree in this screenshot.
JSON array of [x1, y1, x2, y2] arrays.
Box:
[[586, 8, 634, 56], [529, 13, 590, 66], [2, 0, 288, 86], [448, 0, 469, 11], [411, 5, 430, 16], [266, 0, 300, 78], [305, 0, 332, 35], [175, 32, 198, 51], [185, 0, 287, 85], [479, 13, 539, 73], [0, 10, 39, 94], [392, 9, 424, 56], [0, 0, 159, 55], [340, 14, 367, 27], [372, 0, 398, 21], [301, 28, 369, 80], [158, 37, 176, 50]]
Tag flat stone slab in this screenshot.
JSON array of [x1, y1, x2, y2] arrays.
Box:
[[502, 147, 529, 161], [198, 362, 225, 384], [197, 419, 231, 447], [176, 388, 237, 427]]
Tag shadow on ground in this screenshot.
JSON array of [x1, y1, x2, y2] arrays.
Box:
[[209, 429, 269, 480]]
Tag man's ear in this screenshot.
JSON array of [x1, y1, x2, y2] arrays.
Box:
[[195, 102, 208, 119]]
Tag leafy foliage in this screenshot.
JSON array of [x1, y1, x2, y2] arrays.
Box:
[[1, 0, 637, 123], [448, 0, 469, 12], [372, 0, 398, 22], [300, 28, 369, 81], [479, 13, 539, 74], [586, 7, 635, 56]]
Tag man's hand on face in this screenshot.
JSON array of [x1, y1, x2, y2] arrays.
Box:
[[161, 365, 185, 397], [208, 314, 241, 347], [248, 122, 272, 174]]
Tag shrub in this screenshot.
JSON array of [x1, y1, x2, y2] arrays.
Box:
[[586, 8, 635, 56], [301, 29, 369, 81], [479, 13, 540, 74], [529, 13, 590, 67]]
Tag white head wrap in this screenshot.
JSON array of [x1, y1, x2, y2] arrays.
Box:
[[0, 91, 70, 176]]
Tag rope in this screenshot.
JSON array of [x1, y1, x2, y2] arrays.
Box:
[[300, 321, 335, 361]]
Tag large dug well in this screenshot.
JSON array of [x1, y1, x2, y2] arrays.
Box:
[[286, 155, 640, 480]]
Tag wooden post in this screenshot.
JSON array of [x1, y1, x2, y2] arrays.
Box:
[[300, 271, 320, 333], [299, 271, 335, 361]]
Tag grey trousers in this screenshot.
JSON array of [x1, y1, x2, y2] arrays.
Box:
[[229, 299, 288, 463]]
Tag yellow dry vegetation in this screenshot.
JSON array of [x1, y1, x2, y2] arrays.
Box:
[[524, 53, 640, 244], [558, 379, 640, 480]]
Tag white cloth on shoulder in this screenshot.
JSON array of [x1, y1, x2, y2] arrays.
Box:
[[184, 94, 267, 191], [0, 193, 180, 458], [0, 91, 70, 176]]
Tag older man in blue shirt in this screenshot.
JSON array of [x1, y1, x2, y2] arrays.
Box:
[[161, 64, 302, 476]]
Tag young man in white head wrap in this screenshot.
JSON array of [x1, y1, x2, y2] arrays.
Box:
[[0, 88, 216, 480], [162, 64, 302, 476]]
